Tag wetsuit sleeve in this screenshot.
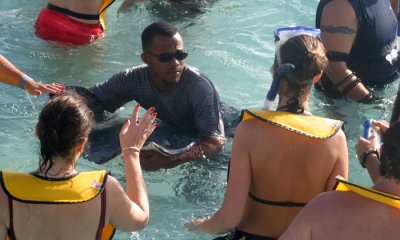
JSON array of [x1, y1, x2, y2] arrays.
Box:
[[90, 69, 136, 113], [191, 78, 224, 139]]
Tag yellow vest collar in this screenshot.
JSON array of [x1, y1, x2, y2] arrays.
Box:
[[335, 178, 400, 209], [1, 170, 108, 204], [241, 109, 343, 139]]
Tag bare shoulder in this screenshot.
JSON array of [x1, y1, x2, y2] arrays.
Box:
[[321, 0, 357, 26], [105, 175, 124, 194], [324, 0, 355, 15], [234, 120, 255, 139], [333, 128, 347, 143]]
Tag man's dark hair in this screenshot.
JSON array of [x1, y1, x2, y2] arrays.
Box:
[[141, 21, 178, 52], [380, 120, 400, 181]]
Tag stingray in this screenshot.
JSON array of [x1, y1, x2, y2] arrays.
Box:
[[55, 86, 240, 164]]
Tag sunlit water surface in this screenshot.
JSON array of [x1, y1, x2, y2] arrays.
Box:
[[0, 0, 398, 239]]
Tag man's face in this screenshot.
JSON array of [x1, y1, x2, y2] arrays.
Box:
[[142, 33, 186, 91]]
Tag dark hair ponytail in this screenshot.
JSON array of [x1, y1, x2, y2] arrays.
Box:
[[272, 35, 328, 113], [36, 93, 94, 176]]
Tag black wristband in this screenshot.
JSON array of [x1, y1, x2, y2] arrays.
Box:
[[341, 77, 361, 96], [359, 91, 377, 104], [358, 149, 379, 168]]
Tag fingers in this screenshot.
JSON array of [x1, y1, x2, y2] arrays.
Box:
[[119, 119, 131, 137], [131, 103, 141, 124], [38, 83, 65, 94], [145, 122, 158, 136], [137, 107, 156, 126], [358, 136, 369, 144], [33, 90, 42, 96], [373, 119, 389, 133]]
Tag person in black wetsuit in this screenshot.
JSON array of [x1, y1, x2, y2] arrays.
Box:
[[186, 34, 348, 240], [315, 0, 399, 103]]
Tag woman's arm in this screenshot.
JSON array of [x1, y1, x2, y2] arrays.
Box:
[[0, 54, 64, 96], [108, 104, 157, 231], [355, 120, 389, 183], [186, 122, 251, 234]]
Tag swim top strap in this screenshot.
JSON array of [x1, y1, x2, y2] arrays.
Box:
[[47, 3, 100, 20], [7, 195, 16, 240], [248, 192, 307, 207], [96, 188, 107, 240]]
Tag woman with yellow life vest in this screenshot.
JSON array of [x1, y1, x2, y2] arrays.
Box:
[[0, 93, 157, 239], [186, 32, 349, 240], [280, 120, 400, 240], [35, 0, 124, 45]]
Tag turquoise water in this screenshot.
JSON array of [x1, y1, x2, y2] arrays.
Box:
[[0, 0, 398, 239]]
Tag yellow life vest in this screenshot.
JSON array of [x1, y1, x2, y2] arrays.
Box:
[[99, 0, 115, 30], [241, 109, 343, 139], [1, 170, 115, 239], [335, 178, 400, 209]]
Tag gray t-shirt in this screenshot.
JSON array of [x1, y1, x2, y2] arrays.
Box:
[[90, 64, 224, 139]]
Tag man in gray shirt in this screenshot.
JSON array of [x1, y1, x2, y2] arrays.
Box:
[[90, 21, 225, 170]]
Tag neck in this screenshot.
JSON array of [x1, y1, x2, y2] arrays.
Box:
[[35, 155, 77, 178], [150, 74, 170, 91], [277, 95, 310, 112], [373, 177, 400, 196]]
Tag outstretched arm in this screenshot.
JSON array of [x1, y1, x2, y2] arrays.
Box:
[[319, 1, 373, 102], [108, 104, 157, 231], [139, 135, 225, 171], [0, 54, 64, 96], [186, 121, 250, 234]]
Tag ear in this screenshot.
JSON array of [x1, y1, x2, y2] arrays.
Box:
[[75, 138, 88, 155], [141, 53, 151, 65], [313, 71, 323, 84]]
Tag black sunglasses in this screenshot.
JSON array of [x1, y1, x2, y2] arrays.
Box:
[[147, 50, 188, 63]]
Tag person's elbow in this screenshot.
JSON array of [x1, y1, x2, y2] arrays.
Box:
[[133, 214, 149, 231], [121, 212, 149, 232]]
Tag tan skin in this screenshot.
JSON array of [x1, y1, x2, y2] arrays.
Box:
[[0, 104, 155, 239], [138, 33, 224, 171], [187, 76, 349, 238], [0, 54, 64, 96], [355, 120, 388, 183], [320, 0, 398, 102], [319, 0, 369, 101], [281, 119, 400, 240], [279, 177, 400, 240], [47, 0, 131, 24]]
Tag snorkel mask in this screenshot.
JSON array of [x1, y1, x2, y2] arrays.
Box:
[[262, 26, 321, 110]]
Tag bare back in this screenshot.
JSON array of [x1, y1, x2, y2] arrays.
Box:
[[48, 0, 104, 23], [280, 190, 400, 240], [0, 174, 144, 240], [236, 118, 348, 237], [0, 184, 102, 240]]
